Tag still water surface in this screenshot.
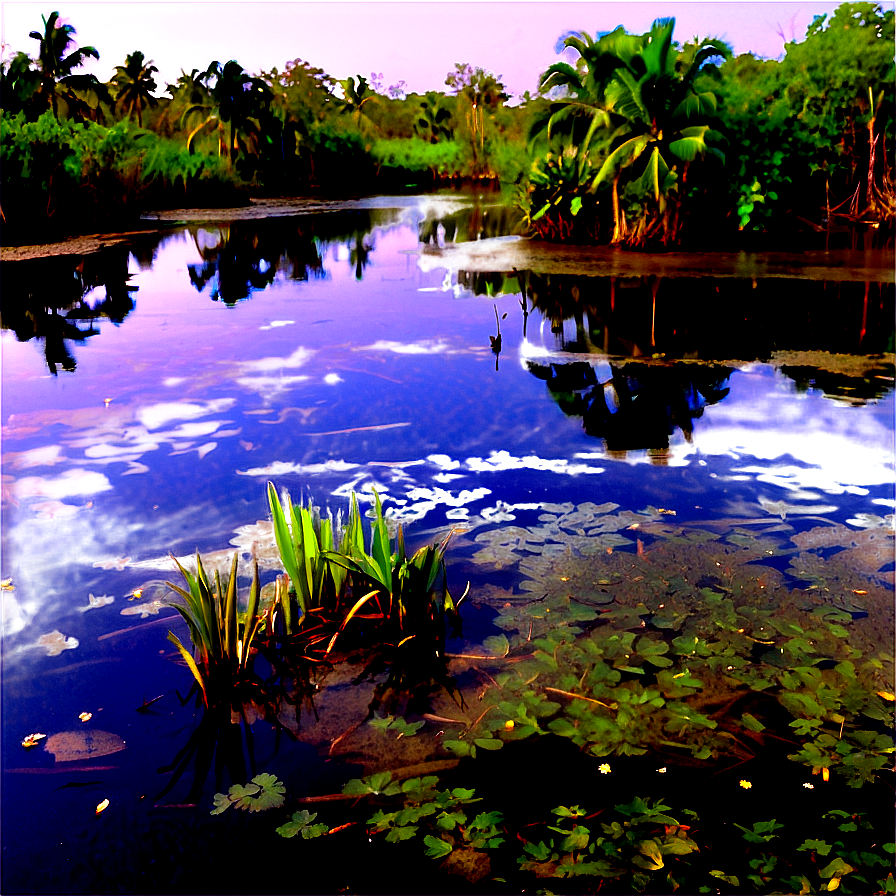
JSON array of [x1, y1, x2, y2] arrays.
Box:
[[1, 195, 893, 892]]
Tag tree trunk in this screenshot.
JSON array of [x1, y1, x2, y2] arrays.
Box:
[[611, 174, 621, 243]]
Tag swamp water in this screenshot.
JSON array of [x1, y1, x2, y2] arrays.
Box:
[[1, 195, 894, 894]]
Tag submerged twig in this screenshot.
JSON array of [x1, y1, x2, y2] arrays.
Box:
[[544, 686, 617, 710]]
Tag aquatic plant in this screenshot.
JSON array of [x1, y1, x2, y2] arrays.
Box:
[[166, 550, 265, 708], [454, 511, 895, 784], [210, 772, 286, 814], [267, 481, 350, 632], [267, 767, 895, 893]]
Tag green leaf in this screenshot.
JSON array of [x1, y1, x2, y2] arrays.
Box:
[[474, 738, 504, 751], [570, 196, 583, 216], [820, 858, 856, 879], [799, 839, 833, 856], [741, 713, 766, 732], [423, 835, 454, 858], [210, 792, 233, 815]]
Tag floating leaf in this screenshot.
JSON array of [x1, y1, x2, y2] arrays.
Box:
[[120, 600, 166, 618], [95, 798, 110, 816], [21, 733, 47, 749], [35, 630, 79, 656], [276, 809, 329, 839], [45, 730, 125, 762]]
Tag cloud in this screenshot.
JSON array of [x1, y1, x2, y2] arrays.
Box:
[[358, 339, 451, 355], [12, 469, 114, 501], [238, 459, 362, 477], [137, 398, 237, 430], [238, 346, 314, 373]]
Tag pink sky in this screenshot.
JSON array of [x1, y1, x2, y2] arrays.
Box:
[[2, 1, 855, 98]]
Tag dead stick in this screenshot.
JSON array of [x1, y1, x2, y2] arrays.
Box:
[[544, 687, 616, 710], [298, 421, 411, 436]]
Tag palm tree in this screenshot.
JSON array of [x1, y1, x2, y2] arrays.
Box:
[[415, 91, 452, 143], [110, 50, 158, 127], [28, 11, 109, 119], [336, 75, 379, 135], [539, 20, 728, 244], [181, 60, 271, 166], [212, 60, 271, 165], [590, 22, 729, 243]]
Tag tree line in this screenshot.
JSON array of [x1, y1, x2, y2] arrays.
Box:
[[1, 3, 893, 248]]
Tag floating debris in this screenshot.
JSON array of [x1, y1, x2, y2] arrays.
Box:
[[36, 631, 79, 656], [120, 600, 166, 618], [80, 594, 114, 612], [22, 733, 47, 749], [95, 798, 110, 815], [45, 730, 125, 762], [93, 557, 130, 571], [2, 578, 15, 591], [78, 712, 93, 723]]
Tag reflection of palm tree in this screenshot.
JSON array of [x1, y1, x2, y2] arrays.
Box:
[[528, 354, 732, 452], [110, 51, 158, 127], [349, 232, 373, 280], [28, 11, 110, 119]]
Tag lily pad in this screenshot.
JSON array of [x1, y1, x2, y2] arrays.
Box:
[[45, 729, 126, 762]]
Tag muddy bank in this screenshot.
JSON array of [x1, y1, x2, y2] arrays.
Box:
[[0, 196, 476, 261], [3, 196, 894, 282], [417, 238, 896, 283]]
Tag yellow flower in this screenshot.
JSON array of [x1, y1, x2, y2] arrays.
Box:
[[739, 780, 752, 789], [599, 763, 611, 775]]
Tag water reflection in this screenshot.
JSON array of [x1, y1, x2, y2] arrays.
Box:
[[470, 270, 895, 361], [523, 353, 732, 458], [1, 247, 139, 374]]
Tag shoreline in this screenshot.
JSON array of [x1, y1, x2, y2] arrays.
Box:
[[2, 197, 894, 282]]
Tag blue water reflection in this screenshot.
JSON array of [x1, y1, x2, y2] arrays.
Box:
[[1, 196, 893, 893]]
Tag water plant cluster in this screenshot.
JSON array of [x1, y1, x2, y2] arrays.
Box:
[[446, 504, 895, 781], [153, 480, 466, 804], [160, 483, 895, 894]]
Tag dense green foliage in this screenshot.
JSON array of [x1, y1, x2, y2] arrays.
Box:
[[1, 3, 893, 246], [522, 2, 894, 247]]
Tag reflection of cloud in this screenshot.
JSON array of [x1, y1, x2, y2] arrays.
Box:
[[234, 374, 310, 394], [12, 469, 113, 501], [32, 501, 81, 519], [466, 450, 605, 476], [324, 373, 343, 385], [137, 398, 236, 430], [4, 445, 67, 469], [238, 459, 361, 477], [699, 429, 893, 483], [358, 339, 451, 355], [686, 368, 894, 494], [85, 441, 159, 460], [2, 594, 28, 637], [238, 346, 314, 373]]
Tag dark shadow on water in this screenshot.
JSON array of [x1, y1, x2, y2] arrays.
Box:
[[0, 246, 140, 374]]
